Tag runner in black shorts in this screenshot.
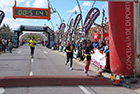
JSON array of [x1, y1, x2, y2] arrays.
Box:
[[82, 40, 94, 76]]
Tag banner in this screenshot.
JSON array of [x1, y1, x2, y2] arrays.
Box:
[[109, 2, 134, 75], [91, 49, 106, 69], [67, 19, 73, 43], [81, 8, 100, 40], [0, 10, 5, 26], [59, 23, 66, 44], [71, 14, 82, 41]]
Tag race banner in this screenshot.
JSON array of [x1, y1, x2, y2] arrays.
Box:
[[71, 14, 82, 41], [81, 8, 100, 40], [59, 23, 66, 44], [67, 18, 73, 43], [91, 49, 106, 69], [0, 10, 5, 26], [109, 2, 134, 75]]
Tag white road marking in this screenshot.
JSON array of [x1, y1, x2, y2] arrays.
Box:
[[78, 85, 91, 94], [29, 72, 33, 76], [31, 59, 33, 63], [0, 88, 5, 94], [17, 51, 21, 53], [44, 51, 48, 54]]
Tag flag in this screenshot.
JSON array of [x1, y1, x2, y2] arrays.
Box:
[[81, 8, 100, 40]]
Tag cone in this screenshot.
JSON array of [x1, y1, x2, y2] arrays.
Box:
[[110, 74, 116, 82], [113, 72, 122, 86], [97, 65, 103, 77]]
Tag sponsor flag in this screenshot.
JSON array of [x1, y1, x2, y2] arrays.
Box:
[[81, 8, 100, 40], [67, 19, 73, 43], [71, 14, 82, 41], [0, 10, 5, 26], [59, 23, 66, 44]]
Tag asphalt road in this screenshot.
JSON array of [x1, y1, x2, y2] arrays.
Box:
[[0, 44, 136, 94]]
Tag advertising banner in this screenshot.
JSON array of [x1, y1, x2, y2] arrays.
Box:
[[67, 19, 73, 43], [91, 49, 106, 69], [0, 10, 5, 26], [81, 8, 100, 40], [59, 23, 66, 44], [109, 2, 134, 75], [71, 14, 82, 41]]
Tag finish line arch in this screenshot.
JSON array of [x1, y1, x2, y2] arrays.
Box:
[[13, 25, 54, 48]]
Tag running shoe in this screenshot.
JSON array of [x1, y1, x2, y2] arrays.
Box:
[[65, 62, 68, 65], [70, 67, 73, 70], [85, 73, 89, 76], [31, 56, 33, 58]]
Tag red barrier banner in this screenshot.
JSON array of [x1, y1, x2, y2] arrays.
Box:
[[109, 2, 134, 75]]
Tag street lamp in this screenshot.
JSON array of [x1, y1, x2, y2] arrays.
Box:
[[76, 0, 83, 28], [67, 11, 77, 27], [49, 20, 54, 32], [52, 9, 64, 24]]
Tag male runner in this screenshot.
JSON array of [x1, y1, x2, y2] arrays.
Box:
[[29, 37, 37, 58]]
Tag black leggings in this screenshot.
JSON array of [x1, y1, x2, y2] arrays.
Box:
[[66, 56, 73, 67], [30, 47, 35, 56]]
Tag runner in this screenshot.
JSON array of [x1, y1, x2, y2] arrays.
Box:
[[82, 40, 94, 76], [65, 41, 75, 70], [29, 37, 37, 58]]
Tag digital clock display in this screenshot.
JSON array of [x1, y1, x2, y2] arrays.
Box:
[[13, 6, 51, 20], [15, 9, 48, 16]]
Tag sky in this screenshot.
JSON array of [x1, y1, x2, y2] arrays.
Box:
[[0, 0, 108, 32]]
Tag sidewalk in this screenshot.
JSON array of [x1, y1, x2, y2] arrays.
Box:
[[55, 50, 140, 94]]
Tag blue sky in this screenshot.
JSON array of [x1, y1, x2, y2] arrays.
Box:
[[0, 0, 108, 32]]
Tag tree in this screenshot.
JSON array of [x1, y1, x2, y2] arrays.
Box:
[[0, 24, 13, 39], [88, 9, 108, 41]]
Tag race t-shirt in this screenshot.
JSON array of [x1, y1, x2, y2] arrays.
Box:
[[29, 40, 37, 47]]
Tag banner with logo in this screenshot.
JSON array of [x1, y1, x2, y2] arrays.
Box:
[[67, 19, 73, 43], [91, 49, 106, 69], [71, 14, 82, 41], [109, 2, 134, 75], [81, 8, 100, 40], [0, 10, 5, 26], [59, 23, 66, 44]]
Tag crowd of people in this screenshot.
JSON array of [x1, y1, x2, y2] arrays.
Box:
[[0, 38, 15, 54]]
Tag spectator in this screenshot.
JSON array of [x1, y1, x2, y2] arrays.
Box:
[[104, 40, 109, 53], [98, 40, 106, 51], [93, 39, 100, 48], [2, 38, 6, 53], [0, 39, 2, 53], [77, 40, 84, 61], [8, 40, 13, 53]]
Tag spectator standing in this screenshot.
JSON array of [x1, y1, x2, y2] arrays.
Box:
[[93, 39, 99, 49], [104, 40, 109, 53], [98, 40, 106, 52], [0, 39, 2, 53], [8, 40, 13, 53], [2, 38, 6, 53]]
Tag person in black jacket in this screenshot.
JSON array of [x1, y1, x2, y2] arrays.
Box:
[[65, 41, 75, 70]]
